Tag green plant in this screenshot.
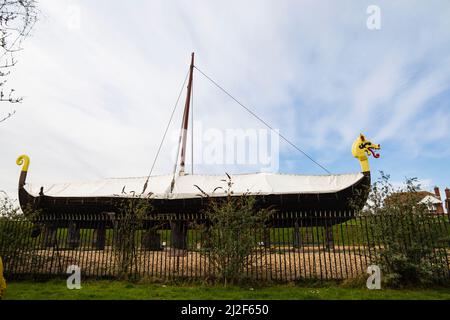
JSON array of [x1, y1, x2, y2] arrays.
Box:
[[196, 174, 274, 286], [364, 173, 449, 287], [0, 256, 5, 299], [111, 192, 152, 280], [0, 192, 43, 277], [0, 191, 23, 220]]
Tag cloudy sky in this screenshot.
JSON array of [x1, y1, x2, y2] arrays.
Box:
[[1, 0, 450, 198]]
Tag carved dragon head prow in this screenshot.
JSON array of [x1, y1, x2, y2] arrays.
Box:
[[351, 133, 381, 173], [16, 154, 30, 188]]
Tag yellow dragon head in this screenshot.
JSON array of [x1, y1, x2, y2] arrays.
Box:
[[351, 133, 381, 173]]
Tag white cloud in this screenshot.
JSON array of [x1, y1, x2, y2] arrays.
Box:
[[1, 0, 450, 198]]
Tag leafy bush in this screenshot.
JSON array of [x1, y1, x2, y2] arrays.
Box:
[[111, 193, 152, 280], [0, 191, 23, 220], [0, 256, 5, 299], [364, 173, 449, 287], [0, 192, 32, 250], [0, 192, 39, 275], [197, 175, 273, 285]]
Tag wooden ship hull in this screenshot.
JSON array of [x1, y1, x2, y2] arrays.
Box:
[[17, 172, 371, 228]]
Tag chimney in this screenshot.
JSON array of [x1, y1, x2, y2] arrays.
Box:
[[434, 186, 444, 214], [434, 187, 441, 199], [445, 188, 450, 213]]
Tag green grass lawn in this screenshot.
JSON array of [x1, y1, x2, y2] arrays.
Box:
[[3, 280, 450, 300]]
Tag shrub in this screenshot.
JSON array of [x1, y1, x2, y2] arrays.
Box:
[[0, 256, 5, 299], [197, 174, 273, 286], [111, 192, 152, 280], [0, 191, 23, 220], [364, 173, 449, 287], [0, 192, 36, 268]]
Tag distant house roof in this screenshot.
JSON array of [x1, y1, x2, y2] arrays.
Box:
[[419, 195, 442, 205], [386, 191, 442, 208]]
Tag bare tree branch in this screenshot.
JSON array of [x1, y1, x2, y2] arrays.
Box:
[[0, 0, 38, 123], [0, 108, 15, 123]]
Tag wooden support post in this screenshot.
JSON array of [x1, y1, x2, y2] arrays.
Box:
[[263, 227, 271, 248], [293, 220, 302, 248], [113, 228, 123, 248], [325, 225, 334, 250], [42, 225, 57, 248], [170, 220, 187, 250], [67, 223, 80, 249], [141, 229, 162, 251], [92, 227, 106, 250]]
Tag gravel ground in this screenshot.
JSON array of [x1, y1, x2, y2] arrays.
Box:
[[5, 246, 382, 280], [6, 246, 449, 280]]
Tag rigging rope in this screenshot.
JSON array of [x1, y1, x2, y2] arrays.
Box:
[[194, 65, 331, 174], [142, 68, 190, 194]]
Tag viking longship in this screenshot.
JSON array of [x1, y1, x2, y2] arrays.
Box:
[[15, 53, 380, 238]]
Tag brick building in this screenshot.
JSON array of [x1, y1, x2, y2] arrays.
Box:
[[386, 186, 448, 214]]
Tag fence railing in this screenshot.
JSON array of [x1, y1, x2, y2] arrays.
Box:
[[1, 211, 449, 282]]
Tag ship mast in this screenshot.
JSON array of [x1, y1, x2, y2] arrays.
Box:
[[178, 52, 194, 176]]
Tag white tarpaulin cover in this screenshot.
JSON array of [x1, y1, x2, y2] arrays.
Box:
[[24, 172, 365, 200]]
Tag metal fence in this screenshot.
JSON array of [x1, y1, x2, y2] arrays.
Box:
[[1, 211, 449, 282]]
